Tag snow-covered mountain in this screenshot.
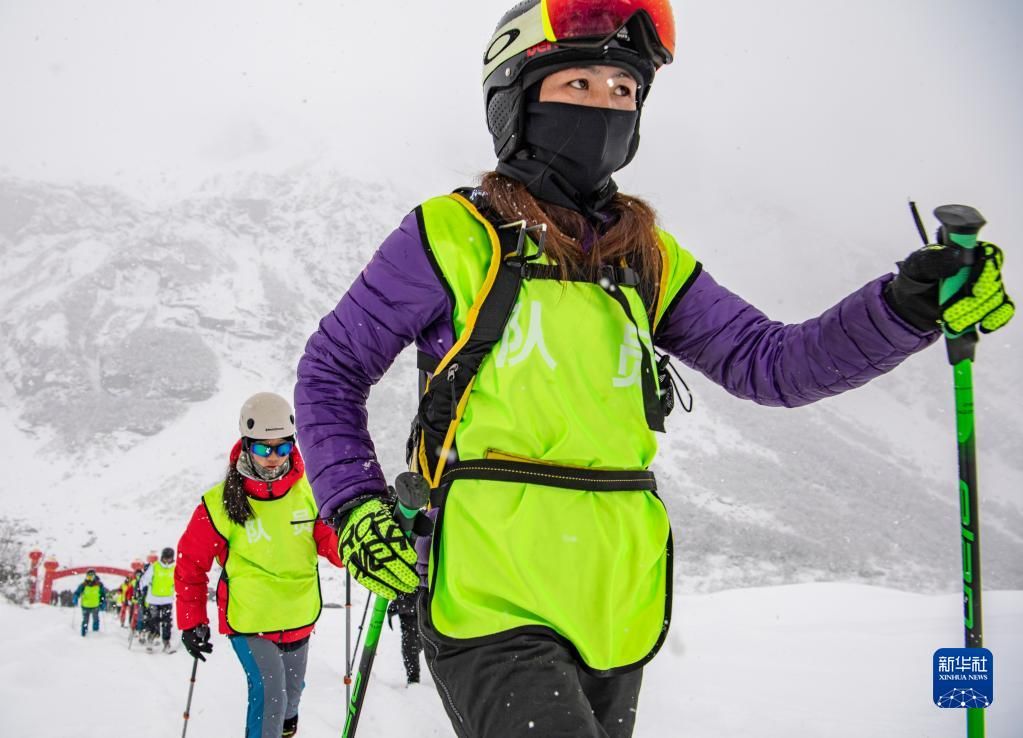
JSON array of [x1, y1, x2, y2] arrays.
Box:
[[3, 171, 1021, 593]]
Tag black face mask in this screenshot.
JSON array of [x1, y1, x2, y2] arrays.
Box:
[[496, 101, 638, 217]]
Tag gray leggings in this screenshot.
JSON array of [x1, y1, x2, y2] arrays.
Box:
[[229, 635, 310, 738]]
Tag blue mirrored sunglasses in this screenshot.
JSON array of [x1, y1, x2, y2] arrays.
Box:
[[249, 441, 294, 458]]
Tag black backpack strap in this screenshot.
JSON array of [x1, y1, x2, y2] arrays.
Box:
[[441, 459, 657, 492], [412, 192, 526, 485], [521, 260, 664, 431], [599, 274, 666, 433], [417, 351, 439, 375], [410, 191, 674, 486], [517, 263, 640, 288]]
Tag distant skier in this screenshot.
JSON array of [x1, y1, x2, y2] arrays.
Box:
[[72, 569, 106, 637], [140, 548, 176, 653], [119, 571, 137, 627], [134, 561, 152, 644], [386, 591, 422, 685], [175, 392, 343, 738]]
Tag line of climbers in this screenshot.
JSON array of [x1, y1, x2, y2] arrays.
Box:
[[69, 548, 180, 653]]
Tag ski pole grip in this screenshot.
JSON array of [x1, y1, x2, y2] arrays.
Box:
[[935, 204, 986, 306], [392, 472, 432, 540], [394, 502, 419, 523]]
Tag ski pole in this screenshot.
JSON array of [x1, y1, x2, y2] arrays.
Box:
[[181, 656, 199, 738], [128, 603, 138, 649], [934, 204, 987, 738], [342, 596, 389, 738], [345, 569, 352, 706], [342, 472, 431, 738]]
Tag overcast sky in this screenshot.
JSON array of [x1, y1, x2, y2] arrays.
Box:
[[1, 0, 1020, 261]]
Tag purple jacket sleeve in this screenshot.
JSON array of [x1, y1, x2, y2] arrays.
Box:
[[295, 212, 453, 517], [655, 269, 939, 407]]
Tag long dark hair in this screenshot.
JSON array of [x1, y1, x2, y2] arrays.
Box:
[[222, 453, 254, 525], [477, 171, 663, 312]]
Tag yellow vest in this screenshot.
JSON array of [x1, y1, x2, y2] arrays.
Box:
[[203, 476, 322, 634], [150, 561, 175, 598], [417, 194, 697, 673], [80, 581, 102, 608]]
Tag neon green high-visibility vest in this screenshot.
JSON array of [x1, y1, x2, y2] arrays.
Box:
[[80, 582, 101, 609], [150, 561, 175, 598], [203, 475, 322, 634], [417, 193, 698, 673]]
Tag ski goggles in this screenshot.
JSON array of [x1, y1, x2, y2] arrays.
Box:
[[249, 440, 294, 458], [540, 0, 676, 63]]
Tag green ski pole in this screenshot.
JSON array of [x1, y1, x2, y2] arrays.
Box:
[[342, 472, 431, 738], [934, 204, 986, 738], [342, 596, 389, 738]]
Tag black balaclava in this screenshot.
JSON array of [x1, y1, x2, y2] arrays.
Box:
[[497, 100, 638, 219]]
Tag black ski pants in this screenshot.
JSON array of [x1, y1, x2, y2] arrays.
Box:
[[421, 617, 643, 738], [146, 603, 173, 642], [135, 603, 149, 633], [80, 606, 100, 636], [398, 611, 422, 683], [389, 590, 423, 683]]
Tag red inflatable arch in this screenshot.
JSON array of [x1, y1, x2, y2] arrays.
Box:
[[39, 560, 136, 605]]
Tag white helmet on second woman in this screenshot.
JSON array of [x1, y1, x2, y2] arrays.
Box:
[[238, 392, 296, 440]]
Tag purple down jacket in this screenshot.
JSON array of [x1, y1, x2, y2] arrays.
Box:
[[295, 208, 937, 519]]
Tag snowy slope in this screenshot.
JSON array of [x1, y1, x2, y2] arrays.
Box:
[[5, 585, 1022, 737], [2, 3, 1020, 736]]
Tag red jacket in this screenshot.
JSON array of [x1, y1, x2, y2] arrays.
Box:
[[175, 442, 342, 643]]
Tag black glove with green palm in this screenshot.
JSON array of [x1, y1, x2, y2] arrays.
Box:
[[886, 242, 1014, 333], [339, 498, 419, 600]]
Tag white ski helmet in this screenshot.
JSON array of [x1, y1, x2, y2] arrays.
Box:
[[238, 392, 296, 440]]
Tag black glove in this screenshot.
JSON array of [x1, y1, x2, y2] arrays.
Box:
[[182, 624, 213, 661], [885, 244, 969, 332]]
